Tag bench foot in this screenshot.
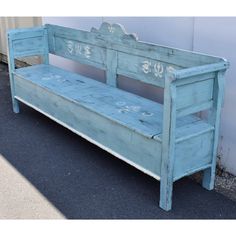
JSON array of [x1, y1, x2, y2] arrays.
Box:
[[12, 99, 20, 113], [202, 167, 215, 190], [159, 180, 173, 211]]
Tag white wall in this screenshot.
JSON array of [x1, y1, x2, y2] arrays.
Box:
[[42, 17, 236, 175]]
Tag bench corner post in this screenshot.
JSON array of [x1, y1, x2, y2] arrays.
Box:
[[7, 31, 20, 113], [202, 70, 226, 190], [159, 73, 176, 211]]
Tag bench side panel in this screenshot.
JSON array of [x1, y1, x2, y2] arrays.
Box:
[[175, 76, 215, 117], [8, 27, 49, 62]]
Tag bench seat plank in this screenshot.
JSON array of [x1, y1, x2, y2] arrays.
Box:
[[14, 64, 205, 139]]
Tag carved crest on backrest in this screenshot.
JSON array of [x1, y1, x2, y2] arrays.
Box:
[[91, 22, 138, 42]]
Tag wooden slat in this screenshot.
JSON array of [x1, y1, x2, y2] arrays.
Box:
[[174, 71, 216, 86], [176, 79, 214, 110], [174, 61, 229, 79], [175, 78, 215, 117], [155, 120, 214, 143], [177, 101, 213, 117], [7, 26, 46, 40]]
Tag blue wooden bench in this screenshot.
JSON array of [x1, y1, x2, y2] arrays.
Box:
[[7, 22, 229, 211]]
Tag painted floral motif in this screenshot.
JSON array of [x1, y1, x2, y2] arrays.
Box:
[[142, 60, 152, 74], [66, 40, 92, 59], [166, 65, 175, 74], [108, 25, 115, 33], [153, 62, 164, 78], [66, 40, 74, 54], [84, 45, 91, 58], [141, 60, 175, 78], [75, 43, 82, 55]]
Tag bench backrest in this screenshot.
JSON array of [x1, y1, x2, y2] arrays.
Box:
[[46, 23, 222, 89], [8, 23, 222, 88], [7, 23, 228, 118]]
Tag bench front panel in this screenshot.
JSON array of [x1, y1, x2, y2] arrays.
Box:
[[14, 75, 162, 179]]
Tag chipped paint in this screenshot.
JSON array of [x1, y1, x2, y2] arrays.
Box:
[[117, 105, 141, 114], [55, 75, 62, 79], [153, 62, 164, 78], [42, 77, 52, 81], [118, 108, 129, 113], [142, 111, 153, 117], [129, 106, 141, 112], [41, 74, 62, 81], [116, 101, 126, 106]]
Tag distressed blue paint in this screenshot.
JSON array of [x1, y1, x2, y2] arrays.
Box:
[[14, 64, 201, 139], [7, 22, 229, 211]]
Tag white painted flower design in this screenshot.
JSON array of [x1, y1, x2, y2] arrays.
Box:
[[66, 40, 74, 54], [84, 45, 91, 58], [142, 60, 152, 74], [75, 43, 82, 55], [108, 25, 115, 33], [166, 66, 175, 74], [153, 62, 164, 78]]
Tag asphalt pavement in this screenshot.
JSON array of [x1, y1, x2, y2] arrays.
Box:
[[1, 62, 236, 219]]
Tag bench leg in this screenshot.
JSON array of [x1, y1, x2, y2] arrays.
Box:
[[203, 72, 225, 191], [8, 69, 20, 113], [159, 178, 173, 211], [202, 166, 215, 190], [12, 98, 20, 113]]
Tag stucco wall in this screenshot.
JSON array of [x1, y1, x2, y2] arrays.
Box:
[[42, 17, 236, 175]]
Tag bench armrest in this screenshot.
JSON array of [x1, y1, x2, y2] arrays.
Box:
[[7, 26, 49, 69], [173, 60, 229, 80]]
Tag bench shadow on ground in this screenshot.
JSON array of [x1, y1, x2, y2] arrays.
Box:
[[1, 63, 236, 219]]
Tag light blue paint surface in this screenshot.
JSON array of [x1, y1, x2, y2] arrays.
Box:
[[7, 22, 229, 211], [15, 64, 203, 139]]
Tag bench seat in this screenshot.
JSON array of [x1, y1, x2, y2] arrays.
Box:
[[14, 64, 212, 141]]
